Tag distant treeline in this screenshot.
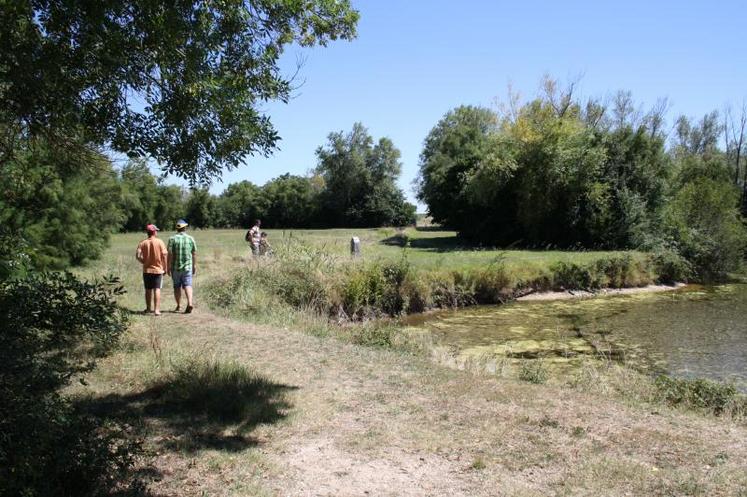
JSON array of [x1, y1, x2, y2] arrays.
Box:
[[416, 78, 747, 281], [119, 123, 416, 231]]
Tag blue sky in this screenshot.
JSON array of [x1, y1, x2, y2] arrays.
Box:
[[166, 0, 747, 208]]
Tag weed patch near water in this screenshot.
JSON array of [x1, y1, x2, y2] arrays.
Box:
[[654, 375, 746, 417]]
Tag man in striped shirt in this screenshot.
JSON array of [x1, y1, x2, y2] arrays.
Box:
[[167, 219, 197, 314]]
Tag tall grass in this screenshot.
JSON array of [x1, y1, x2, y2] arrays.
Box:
[[207, 239, 661, 324]]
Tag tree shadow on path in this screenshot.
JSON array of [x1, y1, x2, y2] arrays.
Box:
[[79, 360, 297, 454]]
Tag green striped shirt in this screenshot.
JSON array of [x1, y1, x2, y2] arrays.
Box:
[[168, 232, 197, 272]]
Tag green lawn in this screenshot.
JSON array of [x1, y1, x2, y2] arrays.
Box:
[[79, 228, 644, 313], [98, 227, 641, 270]]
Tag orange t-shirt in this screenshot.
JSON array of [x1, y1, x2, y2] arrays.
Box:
[[137, 237, 168, 274]]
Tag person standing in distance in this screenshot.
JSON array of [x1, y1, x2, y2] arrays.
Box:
[[168, 219, 197, 313], [246, 219, 262, 256], [136, 224, 168, 315]]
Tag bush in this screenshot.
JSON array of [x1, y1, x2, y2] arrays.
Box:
[[550, 261, 600, 290], [471, 258, 512, 303], [651, 248, 692, 284], [427, 270, 476, 308], [663, 178, 747, 282], [550, 256, 653, 291], [654, 375, 744, 415], [0, 273, 136, 496], [340, 257, 413, 318], [348, 322, 396, 347]]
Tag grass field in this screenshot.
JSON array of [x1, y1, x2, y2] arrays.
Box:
[[79, 227, 643, 311], [70, 229, 747, 496]]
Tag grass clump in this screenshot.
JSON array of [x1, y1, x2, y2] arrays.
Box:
[[654, 375, 745, 416], [155, 358, 292, 427], [518, 360, 549, 384]]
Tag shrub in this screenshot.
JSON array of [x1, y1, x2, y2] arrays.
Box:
[[340, 257, 413, 318], [471, 258, 512, 303], [0, 273, 136, 496], [550, 256, 654, 291], [650, 248, 692, 284], [663, 178, 747, 282], [550, 261, 599, 290], [348, 322, 396, 347], [654, 375, 743, 415], [428, 270, 476, 308]]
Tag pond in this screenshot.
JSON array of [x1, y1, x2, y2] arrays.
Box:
[[402, 285, 747, 390]]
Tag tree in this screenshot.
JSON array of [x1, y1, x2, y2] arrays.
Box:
[[1, 0, 359, 183], [674, 112, 722, 158], [263, 174, 319, 228], [723, 103, 747, 212], [118, 159, 160, 232], [213, 180, 266, 228], [0, 139, 124, 269], [416, 106, 500, 231], [664, 177, 746, 281], [184, 188, 215, 229], [416, 84, 675, 249], [316, 123, 415, 227], [154, 184, 186, 231]]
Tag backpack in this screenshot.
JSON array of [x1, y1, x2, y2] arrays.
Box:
[[244, 229, 252, 242]]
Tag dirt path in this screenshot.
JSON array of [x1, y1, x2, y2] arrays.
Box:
[[95, 307, 747, 497]]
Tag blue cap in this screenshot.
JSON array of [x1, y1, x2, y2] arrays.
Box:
[[176, 219, 189, 228]]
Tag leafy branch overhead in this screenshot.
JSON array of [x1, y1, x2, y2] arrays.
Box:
[[0, 0, 359, 183]]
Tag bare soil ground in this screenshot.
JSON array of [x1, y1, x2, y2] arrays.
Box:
[[82, 306, 747, 497], [517, 283, 688, 301]]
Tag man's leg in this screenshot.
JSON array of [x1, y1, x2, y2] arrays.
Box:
[[145, 288, 153, 313], [154, 288, 162, 315], [174, 286, 182, 310], [184, 286, 194, 313]]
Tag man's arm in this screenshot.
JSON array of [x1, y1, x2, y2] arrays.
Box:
[[161, 243, 168, 274], [167, 252, 173, 276], [135, 244, 144, 264], [191, 251, 197, 275]]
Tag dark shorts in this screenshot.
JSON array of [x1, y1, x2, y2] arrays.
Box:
[[143, 273, 163, 290]]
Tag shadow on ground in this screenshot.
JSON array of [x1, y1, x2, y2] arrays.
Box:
[[413, 226, 446, 232], [408, 236, 474, 252], [79, 360, 297, 454]]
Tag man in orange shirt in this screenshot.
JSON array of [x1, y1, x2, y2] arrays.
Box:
[[136, 224, 168, 315]]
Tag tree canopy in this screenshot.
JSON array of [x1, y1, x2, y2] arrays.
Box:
[[1, 0, 359, 183], [315, 123, 416, 227], [416, 79, 746, 279]]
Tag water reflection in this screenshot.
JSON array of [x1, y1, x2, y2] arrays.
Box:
[[403, 285, 747, 390]]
